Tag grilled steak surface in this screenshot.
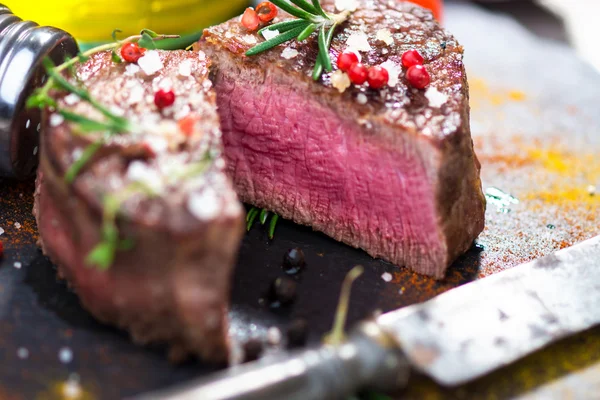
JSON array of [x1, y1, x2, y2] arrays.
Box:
[[201, 0, 485, 278], [33, 50, 243, 362]]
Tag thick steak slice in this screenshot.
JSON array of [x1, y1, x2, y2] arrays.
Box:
[[201, 0, 486, 278], [33, 50, 243, 362]]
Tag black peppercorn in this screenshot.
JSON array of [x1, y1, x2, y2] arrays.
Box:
[[283, 248, 305, 275], [286, 318, 309, 349], [269, 277, 297, 307]]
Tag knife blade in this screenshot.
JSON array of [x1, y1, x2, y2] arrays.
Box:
[[135, 235, 600, 400]]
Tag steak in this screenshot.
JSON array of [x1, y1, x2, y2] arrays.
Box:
[[200, 0, 486, 278], [33, 50, 244, 362]]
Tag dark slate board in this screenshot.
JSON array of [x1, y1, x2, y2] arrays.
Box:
[[0, 2, 599, 399]]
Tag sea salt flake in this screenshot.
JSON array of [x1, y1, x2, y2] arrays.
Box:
[[356, 93, 368, 105], [381, 272, 393, 282], [242, 34, 257, 45], [262, 29, 280, 41], [49, 113, 64, 127], [331, 70, 351, 93], [72, 148, 83, 161], [281, 47, 299, 60], [346, 31, 372, 53], [14, 262, 22, 269], [128, 85, 145, 105], [188, 189, 220, 220], [33, 146, 38, 155], [380, 60, 401, 87], [178, 59, 193, 77], [64, 93, 80, 105], [225, 31, 234, 39], [124, 63, 141, 76], [425, 86, 448, 108], [17, 347, 29, 359], [59, 347, 73, 364], [126, 161, 162, 194], [198, 51, 207, 61], [376, 29, 394, 45], [137, 51, 163, 76], [14, 222, 21, 229], [0, 227, 4, 235], [335, 0, 358, 12]]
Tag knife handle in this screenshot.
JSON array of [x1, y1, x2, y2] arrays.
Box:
[[137, 322, 410, 400]]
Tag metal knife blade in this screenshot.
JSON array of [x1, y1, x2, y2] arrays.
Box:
[[136, 235, 600, 400], [378, 234, 600, 386]]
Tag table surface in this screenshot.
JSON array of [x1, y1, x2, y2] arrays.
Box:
[[0, 2, 599, 399]]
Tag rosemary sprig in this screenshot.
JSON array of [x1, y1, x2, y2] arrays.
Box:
[[246, 0, 351, 80], [86, 181, 156, 270], [64, 141, 103, 184], [246, 206, 280, 239]]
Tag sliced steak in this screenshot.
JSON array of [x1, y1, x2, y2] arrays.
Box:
[[33, 50, 244, 362], [200, 0, 485, 278]]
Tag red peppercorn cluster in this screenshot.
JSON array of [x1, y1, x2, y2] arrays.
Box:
[[241, 2, 278, 32], [337, 51, 390, 89], [401, 49, 430, 89], [120, 42, 146, 63]]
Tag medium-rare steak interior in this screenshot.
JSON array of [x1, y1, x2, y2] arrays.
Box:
[[33, 50, 243, 362], [201, 0, 486, 278]]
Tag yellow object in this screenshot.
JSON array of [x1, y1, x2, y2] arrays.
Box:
[[7, 0, 247, 43]]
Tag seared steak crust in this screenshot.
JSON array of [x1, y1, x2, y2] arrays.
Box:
[[34, 50, 244, 362], [202, 0, 485, 278]]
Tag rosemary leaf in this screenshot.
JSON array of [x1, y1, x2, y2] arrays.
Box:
[[259, 209, 270, 225], [289, 0, 318, 15], [58, 110, 113, 132], [268, 214, 280, 239], [86, 241, 116, 270], [258, 19, 308, 35], [77, 53, 90, 63], [64, 141, 102, 183], [111, 29, 123, 42], [312, 58, 323, 81], [138, 32, 157, 50], [246, 207, 259, 231], [270, 0, 316, 21], [246, 25, 308, 56], [317, 25, 332, 72], [26, 92, 56, 109], [297, 23, 317, 41], [140, 28, 159, 38], [311, 0, 329, 17]]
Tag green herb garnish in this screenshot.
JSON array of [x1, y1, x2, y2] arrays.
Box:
[[246, 206, 280, 239], [86, 182, 156, 270], [323, 265, 364, 345], [246, 0, 351, 81]]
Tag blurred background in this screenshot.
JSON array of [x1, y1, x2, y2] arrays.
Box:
[[5, 0, 600, 72]]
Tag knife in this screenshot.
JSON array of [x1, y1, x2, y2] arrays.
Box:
[[136, 235, 600, 400]]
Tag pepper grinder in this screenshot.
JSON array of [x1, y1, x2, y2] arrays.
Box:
[[0, 4, 77, 179]]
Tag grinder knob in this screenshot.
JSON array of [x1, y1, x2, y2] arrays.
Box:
[[0, 4, 78, 179]]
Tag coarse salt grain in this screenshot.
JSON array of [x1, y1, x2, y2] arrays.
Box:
[[346, 31, 372, 53], [281, 47, 299, 60], [198, 51, 207, 61], [14, 222, 21, 229], [72, 148, 83, 161], [137, 50, 163, 76], [17, 347, 29, 359], [425, 86, 448, 108], [124, 63, 141, 76], [127, 161, 162, 194], [59, 347, 73, 364], [178, 59, 193, 77], [49, 113, 64, 127], [380, 60, 401, 87], [14, 262, 22, 269], [64, 93, 80, 105], [376, 29, 394, 45], [262, 29, 280, 41], [188, 189, 220, 220], [267, 327, 282, 345], [128, 85, 145, 105], [381, 272, 393, 282], [335, 0, 358, 12], [242, 35, 257, 45], [356, 93, 368, 105], [0, 227, 4, 235], [331, 70, 351, 93], [33, 146, 38, 155]]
